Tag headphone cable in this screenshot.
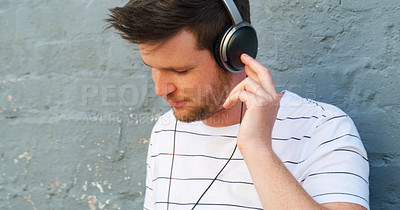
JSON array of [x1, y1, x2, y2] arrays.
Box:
[[166, 118, 178, 210], [167, 102, 245, 209], [191, 101, 244, 209]]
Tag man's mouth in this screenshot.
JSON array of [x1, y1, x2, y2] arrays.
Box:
[[168, 100, 186, 107]]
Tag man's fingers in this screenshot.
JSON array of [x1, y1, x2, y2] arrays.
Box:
[[224, 78, 266, 108], [241, 54, 275, 92], [224, 56, 280, 110], [230, 77, 267, 97], [224, 90, 254, 109]]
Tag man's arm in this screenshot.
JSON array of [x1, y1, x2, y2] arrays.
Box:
[[223, 54, 367, 210]]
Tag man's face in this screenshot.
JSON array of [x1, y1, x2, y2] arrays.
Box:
[[139, 30, 233, 122]]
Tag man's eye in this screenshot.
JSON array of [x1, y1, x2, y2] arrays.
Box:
[[177, 70, 189, 74]]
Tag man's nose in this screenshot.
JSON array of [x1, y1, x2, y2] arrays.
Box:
[[152, 69, 176, 98]]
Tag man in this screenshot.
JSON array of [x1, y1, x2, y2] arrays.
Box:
[[107, 0, 369, 209]]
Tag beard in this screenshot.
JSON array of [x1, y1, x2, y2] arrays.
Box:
[[170, 69, 233, 123]]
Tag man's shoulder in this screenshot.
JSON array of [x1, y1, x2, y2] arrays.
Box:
[[280, 90, 349, 120], [277, 90, 359, 136]]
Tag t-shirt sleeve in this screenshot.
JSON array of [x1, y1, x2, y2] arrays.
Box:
[[298, 108, 369, 209]]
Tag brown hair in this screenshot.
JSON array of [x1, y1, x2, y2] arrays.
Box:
[[106, 0, 250, 53]]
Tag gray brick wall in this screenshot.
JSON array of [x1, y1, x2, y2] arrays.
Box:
[[1, 0, 399, 209]]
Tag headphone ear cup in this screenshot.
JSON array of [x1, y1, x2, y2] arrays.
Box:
[[213, 26, 230, 71], [214, 24, 258, 72], [224, 26, 258, 71]]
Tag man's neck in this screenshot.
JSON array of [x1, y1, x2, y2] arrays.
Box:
[[202, 71, 247, 127], [202, 102, 245, 127]]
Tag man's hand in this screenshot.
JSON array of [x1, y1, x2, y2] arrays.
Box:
[[223, 53, 282, 152]]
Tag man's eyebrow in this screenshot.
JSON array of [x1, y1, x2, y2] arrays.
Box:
[[140, 58, 196, 71]]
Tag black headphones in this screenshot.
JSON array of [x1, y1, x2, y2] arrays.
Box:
[[214, 0, 258, 73]]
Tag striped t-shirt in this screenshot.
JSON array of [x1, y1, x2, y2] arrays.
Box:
[[144, 91, 369, 209]]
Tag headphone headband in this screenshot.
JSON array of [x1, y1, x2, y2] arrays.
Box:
[[214, 0, 258, 73], [221, 0, 243, 26]]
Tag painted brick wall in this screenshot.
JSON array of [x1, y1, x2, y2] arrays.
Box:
[[1, 0, 399, 209]]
